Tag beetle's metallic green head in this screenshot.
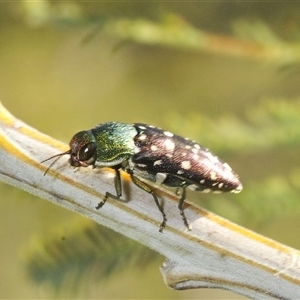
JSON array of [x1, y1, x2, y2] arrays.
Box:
[[42, 122, 137, 175]]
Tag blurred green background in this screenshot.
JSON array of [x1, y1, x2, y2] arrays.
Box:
[[1, 2, 300, 299]]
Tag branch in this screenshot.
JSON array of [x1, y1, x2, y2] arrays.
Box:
[[0, 101, 300, 299], [101, 17, 300, 64], [20, 2, 300, 65]]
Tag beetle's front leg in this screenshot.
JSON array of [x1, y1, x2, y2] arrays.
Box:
[[95, 167, 122, 209]]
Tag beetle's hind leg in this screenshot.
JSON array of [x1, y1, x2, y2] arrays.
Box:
[[126, 169, 167, 233], [178, 187, 191, 230]]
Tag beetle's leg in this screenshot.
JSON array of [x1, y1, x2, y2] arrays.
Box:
[[175, 187, 181, 196], [178, 186, 191, 230], [95, 168, 122, 209], [127, 169, 167, 233]]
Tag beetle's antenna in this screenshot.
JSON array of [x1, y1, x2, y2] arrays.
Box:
[[41, 150, 71, 176]]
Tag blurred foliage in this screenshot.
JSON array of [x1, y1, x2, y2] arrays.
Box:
[[1, 1, 300, 298], [14, 1, 300, 65], [164, 98, 300, 154], [22, 218, 162, 293]]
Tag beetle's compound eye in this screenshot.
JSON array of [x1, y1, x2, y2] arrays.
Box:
[[78, 142, 96, 161]]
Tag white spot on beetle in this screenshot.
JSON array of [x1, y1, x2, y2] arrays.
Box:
[[138, 134, 147, 140], [194, 144, 200, 149], [192, 148, 198, 154], [210, 171, 217, 181], [151, 145, 158, 151], [206, 152, 220, 164], [223, 163, 232, 171], [181, 152, 187, 156], [137, 163, 147, 168], [231, 184, 243, 193], [164, 131, 174, 137], [193, 154, 199, 160], [200, 179, 205, 184], [181, 161, 191, 170], [154, 160, 163, 166], [164, 139, 175, 150], [134, 146, 141, 153], [218, 182, 224, 188], [185, 145, 192, 149], [212, 156, 220, 164], [221, 166, 236, 182], [166, 153, 173, 158], [177, 170, 184, 175], [138, 125, 147, 130]]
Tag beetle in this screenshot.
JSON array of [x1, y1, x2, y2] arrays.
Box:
[[42, 122, 242, 232]]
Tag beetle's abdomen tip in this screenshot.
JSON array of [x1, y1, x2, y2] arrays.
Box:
[[231, 181, 243, 193]]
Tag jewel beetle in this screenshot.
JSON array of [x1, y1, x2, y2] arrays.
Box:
[[42, 122, 243, 232]]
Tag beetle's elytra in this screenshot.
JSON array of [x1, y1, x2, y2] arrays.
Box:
[[42, 122, 242, 232]]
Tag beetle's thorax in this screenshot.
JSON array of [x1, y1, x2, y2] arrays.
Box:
[[92, 122, 137, 167]]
